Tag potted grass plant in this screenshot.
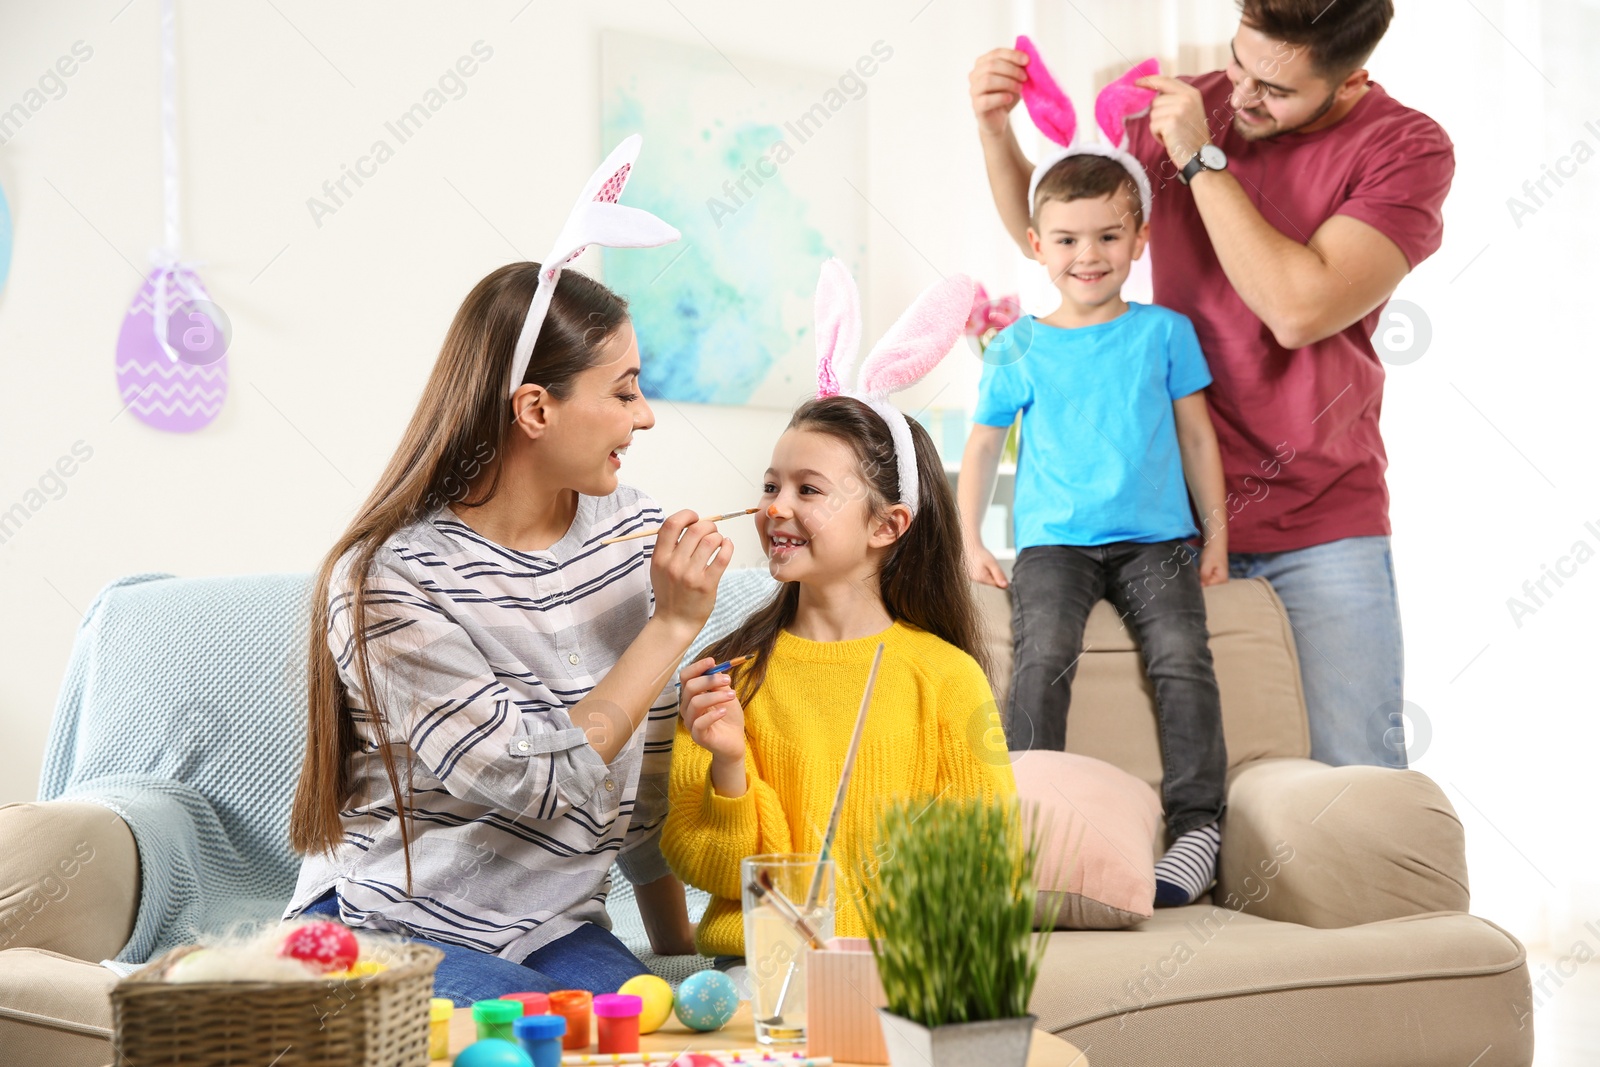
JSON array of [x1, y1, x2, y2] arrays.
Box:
[[853, 796, 1059, 1067]]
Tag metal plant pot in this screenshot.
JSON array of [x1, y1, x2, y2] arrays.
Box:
[[876, 1009, 1037, 1067]]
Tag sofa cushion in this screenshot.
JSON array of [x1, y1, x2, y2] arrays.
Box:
[[1029, 907, 1532, 1067], [0, 948, 115, 1067], [1011, 751, 1161, 929], [1219, 758, 1471, 927], [975, 578, 1311, 800], [0, 801, 139, 961]]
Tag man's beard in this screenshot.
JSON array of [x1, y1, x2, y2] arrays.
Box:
[[1231, 87, 1338, 141]]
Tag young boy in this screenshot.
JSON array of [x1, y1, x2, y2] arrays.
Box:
[[959, 152, 1229, 906]]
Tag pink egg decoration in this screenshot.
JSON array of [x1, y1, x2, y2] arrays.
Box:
[[114, 264, 229, 432], [669, 1056, 726, 1067], [279, 920, 360, 974]]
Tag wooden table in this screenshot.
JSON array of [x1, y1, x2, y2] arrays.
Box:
[[444, 1001, 1087, 1065]]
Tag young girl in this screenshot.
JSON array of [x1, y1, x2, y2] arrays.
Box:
[[285, 139, 729, 1003], [661, 262, 1016, 957]]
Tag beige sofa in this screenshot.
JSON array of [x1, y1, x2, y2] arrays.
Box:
[[0, 578, 1533, 1065], [982, 578, 1533, 1065]]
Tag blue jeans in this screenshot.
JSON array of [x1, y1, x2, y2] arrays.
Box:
[[301, 890, 648, 1006], [1229, 535, 1406, 768]]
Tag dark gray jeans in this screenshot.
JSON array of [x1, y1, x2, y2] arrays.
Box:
[[1006, 541, 1227, 837]]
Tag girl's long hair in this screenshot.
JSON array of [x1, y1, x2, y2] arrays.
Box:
[[700, 396, 990, 701], [288, 263, 629, 892]]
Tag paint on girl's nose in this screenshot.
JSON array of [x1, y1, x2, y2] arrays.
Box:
[[767, 505, 780, 518]]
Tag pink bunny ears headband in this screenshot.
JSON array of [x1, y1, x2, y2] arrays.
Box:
[[813, 259, 975, 518], [508, 135, 680, 398], [1015, 35, 1159, 222]]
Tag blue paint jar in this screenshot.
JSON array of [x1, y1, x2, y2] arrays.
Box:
[[514, 1013, 567, 1067]]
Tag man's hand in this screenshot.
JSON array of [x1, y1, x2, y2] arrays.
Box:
[[969, 47, 1029, 137], [1136, 74, 1214, 169]]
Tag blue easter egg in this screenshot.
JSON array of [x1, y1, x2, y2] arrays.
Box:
[[453, 1038, 533, 1067], [673, 969, 740, 1032]]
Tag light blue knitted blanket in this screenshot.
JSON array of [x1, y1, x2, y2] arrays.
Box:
[[38, 566, 779, 976]]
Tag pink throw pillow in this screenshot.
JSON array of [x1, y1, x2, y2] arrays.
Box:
[[1011, 750, 1161, 929]]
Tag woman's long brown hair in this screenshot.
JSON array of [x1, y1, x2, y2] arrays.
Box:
[[288, 263, 629, 892], [700, 396, 991, 702]]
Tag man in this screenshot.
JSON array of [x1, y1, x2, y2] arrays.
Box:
[[968, 0, 1454, 767]]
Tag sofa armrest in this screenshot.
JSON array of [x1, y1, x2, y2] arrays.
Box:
[[0, 802, 140, 961], [1216, 758, 1469, 928]]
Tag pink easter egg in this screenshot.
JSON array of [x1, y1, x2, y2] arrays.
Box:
[[669, 1056, 726, 1067], [279, 921, 359, 974], [115, 265, 229, 432]]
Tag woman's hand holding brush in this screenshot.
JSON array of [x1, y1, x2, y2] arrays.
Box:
[[678, 657, 749, 798]]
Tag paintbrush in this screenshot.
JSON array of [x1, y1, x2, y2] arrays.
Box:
[[600, 507, 759, 545], [748, 870, 828, 952], [674, 653, 757, 689], [806, 641, 883, 907], [766, 642, 884, 1024]]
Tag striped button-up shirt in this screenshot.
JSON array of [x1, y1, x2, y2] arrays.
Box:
[[285, 487, 678, 959]]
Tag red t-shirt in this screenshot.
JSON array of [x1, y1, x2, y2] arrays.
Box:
[[1123, 73, 1454, 553]]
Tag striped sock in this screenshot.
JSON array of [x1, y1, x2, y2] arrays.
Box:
[[1154, 821, 1221, 907]]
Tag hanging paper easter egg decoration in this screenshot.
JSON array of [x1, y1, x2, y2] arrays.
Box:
[[116, 0, 230, 432], [116, 264, 230, 431], [0, 179, 12, 293]]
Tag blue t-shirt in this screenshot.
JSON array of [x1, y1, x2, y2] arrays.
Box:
[[973, 303, 1212, 549]]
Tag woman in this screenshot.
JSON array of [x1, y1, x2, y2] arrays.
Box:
[[285, 261, 731, 1003]]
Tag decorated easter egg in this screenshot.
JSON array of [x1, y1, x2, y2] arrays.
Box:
[[279, 921, 359, 974], [114, 264, 230, 432], [673, 969, 739, 1032], [619, 973, 673, 1034], [452, 1038, 533, 1067], [670, 1056, 727, 1067]]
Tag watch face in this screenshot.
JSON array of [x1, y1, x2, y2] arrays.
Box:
[[1199, 143, 1227, 169]]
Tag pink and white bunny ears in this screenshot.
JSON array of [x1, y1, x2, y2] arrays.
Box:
[[1015, 35, 1159, 221], [813, 259, 975, 517], [508, 135, 680, 398]]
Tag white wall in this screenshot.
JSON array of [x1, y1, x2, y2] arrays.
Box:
[[2, 0, 1594, 957], [0, 3, 1009, 796]]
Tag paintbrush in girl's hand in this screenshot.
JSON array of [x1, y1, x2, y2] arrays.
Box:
[[674, 654, 757, 689], [600, 507, 759, 545]]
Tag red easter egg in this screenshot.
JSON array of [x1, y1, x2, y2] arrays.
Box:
[[279, 921, 359, 973]]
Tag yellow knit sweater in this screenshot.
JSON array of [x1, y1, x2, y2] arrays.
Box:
[[660, 620, 1016, 957]]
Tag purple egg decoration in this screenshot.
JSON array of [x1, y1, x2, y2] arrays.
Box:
[[115, 264, 229, 432]]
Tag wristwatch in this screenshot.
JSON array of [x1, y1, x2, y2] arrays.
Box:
[[1177, 143, 1228, 185]]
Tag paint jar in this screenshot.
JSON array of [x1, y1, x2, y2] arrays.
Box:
[[514, 1013, 567, 1067], [547, 989, 593, 1050], [500, 992, 551, 1017], [593, 993, 643, 1055], [428, 998, 454, 1060], [473, 998, 522, 1042]]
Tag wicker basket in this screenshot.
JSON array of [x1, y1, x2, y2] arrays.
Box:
[[110, 941, 443, 1067]]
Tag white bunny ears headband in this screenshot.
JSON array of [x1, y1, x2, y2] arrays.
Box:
[[813, 259, 975, 518], [1015, 35, 1160, 222], [507, 135, 680, 398]]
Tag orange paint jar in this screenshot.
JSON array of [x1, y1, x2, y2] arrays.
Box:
[[548, 989, 592, 1051]]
